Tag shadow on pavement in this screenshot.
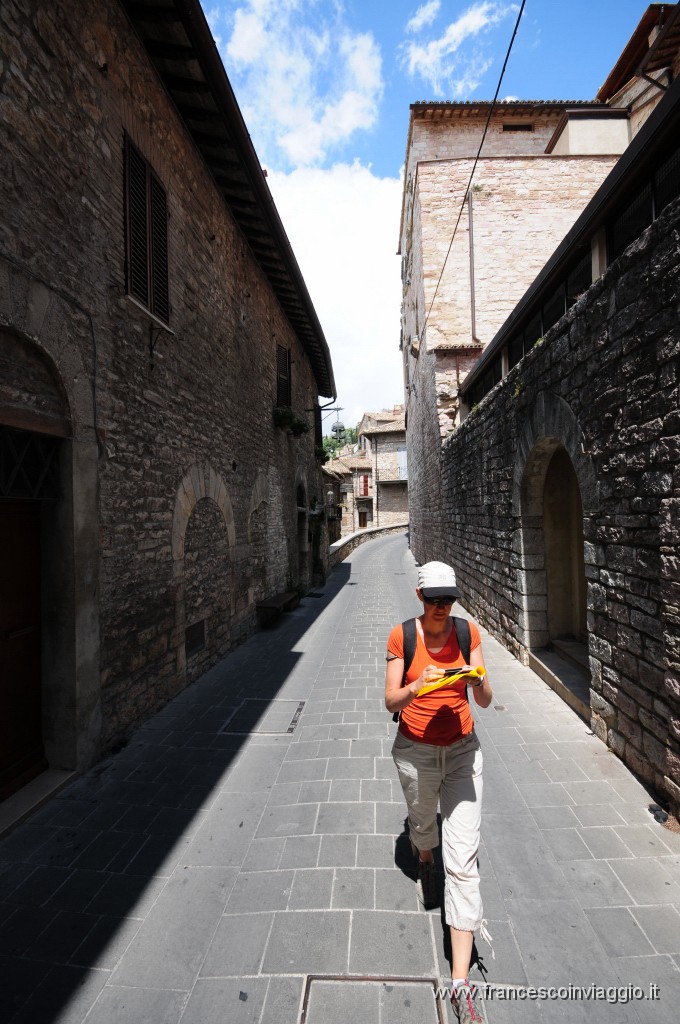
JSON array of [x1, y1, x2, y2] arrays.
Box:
[[0, 562, 352, 1023]]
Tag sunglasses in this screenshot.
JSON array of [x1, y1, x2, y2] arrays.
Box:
[[422, 595, 455, 607]]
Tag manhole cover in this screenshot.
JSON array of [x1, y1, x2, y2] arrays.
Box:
[[219, 699, 305, 735], [301, 976, 447, 1024]]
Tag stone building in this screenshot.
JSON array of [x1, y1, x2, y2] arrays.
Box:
[[399, 3, 680, 558], [0, 0, 335, 797], [321, 464, 344, 545], [324, 449, 373, 535], [400, 98, 632, 557], [402, 7, 680, 814], [357, 405, 409, 528]]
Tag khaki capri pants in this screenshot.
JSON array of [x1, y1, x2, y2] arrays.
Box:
[[392, 729, 483, 932]]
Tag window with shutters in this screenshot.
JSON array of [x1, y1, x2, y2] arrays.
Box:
[[124, 135, 170, 324], [276, 344, 291, 407]]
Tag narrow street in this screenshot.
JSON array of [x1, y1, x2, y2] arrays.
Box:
[[1, 532, 679, 1024]]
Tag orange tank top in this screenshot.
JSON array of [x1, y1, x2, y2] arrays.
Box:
[[386, 619, 482, 746]]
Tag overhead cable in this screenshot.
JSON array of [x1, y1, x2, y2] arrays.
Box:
[[421, 0, 527, 340]]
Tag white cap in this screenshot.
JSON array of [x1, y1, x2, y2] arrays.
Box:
[[417, 561, 461, 598]]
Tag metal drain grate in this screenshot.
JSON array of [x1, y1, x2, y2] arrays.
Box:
[[219, 698, 306, 736], [300, 976, 447, 1024]]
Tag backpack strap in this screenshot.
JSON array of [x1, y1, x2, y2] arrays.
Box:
[[453, 616, 473, 705], [452, 616, 471, 664], [392, 618, 417, 723], [401, 618, 417, 677]]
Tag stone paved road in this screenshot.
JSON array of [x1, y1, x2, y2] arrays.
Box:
[[1, 533, 679, 1023]]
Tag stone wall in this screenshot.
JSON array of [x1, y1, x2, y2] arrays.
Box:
[[0, 0, 329, 760], [408, 111, 568, 165], [411, 157, 617, 351], [377, 484, 408, 527], [423, 198, 680, 814], [330, 524, 409, 568]]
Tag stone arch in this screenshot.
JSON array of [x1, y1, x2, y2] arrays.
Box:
[[0, 261, 96, 438], [512, 391, 598, 517], [0, 260, 100, 783], [511, 391, 596, 655], [171, 462, 236, 680], [172, 462, 236, 559]]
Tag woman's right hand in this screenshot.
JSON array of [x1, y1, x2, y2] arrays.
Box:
[[413, 664, 445, 696]]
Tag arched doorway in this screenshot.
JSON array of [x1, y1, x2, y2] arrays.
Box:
[[0, 274, 102, 788], [1, 496, 46, 796], [0, 337, 69, 796], [543, 447, 587, 643], [512, 392, 598, 719]]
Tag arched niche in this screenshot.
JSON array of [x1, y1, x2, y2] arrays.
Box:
[[171, 462, 235, 682]]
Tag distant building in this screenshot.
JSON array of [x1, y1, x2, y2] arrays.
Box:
[[321, 464, 344, 545], [324, 450, 373, 534], [357, 406, 408, 528]]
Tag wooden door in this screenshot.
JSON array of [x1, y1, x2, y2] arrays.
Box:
[[0, 501, 45, 798]]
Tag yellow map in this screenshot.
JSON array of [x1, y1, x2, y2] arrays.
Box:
[[416, 665, 486, 695]]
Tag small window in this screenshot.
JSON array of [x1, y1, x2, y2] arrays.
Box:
[[508, 334, 523, 370], [522, 312, 542, 356], [566, 246, 592, 307], [607, 185, 653, 265], [276, 345, 291, 406], [185, 619, 205, 657], [654, 144, 680, 217], [502, 123, 534, 132], [542, 283, 566, 335], [124, 135, 169, 323]]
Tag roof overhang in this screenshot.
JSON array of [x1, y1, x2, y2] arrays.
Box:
[[596, 4, 678, 101], [409, 100, 604, 120], [121, 0, 336, 398]]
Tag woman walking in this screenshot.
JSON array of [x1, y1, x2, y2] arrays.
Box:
[[385, 561, 492, 1024]]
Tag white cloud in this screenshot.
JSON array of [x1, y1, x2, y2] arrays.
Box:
[[268, 163, 404, 428], [406, 1, 442, 35], [210, 1, 383, 169], [400, 1, 518, 97]]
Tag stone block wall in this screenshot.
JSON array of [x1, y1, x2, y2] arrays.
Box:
[[0, 0, 329, 759], [422, 198, 680, 814], [408, 112, 567, 166], [377, 483, 408, 527]]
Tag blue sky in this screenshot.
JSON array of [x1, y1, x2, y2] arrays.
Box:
[[205, 1, 651, 425]]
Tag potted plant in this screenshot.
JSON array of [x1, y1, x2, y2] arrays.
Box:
[[273, 405, 295, 430], [290, 416, 310, 437]]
